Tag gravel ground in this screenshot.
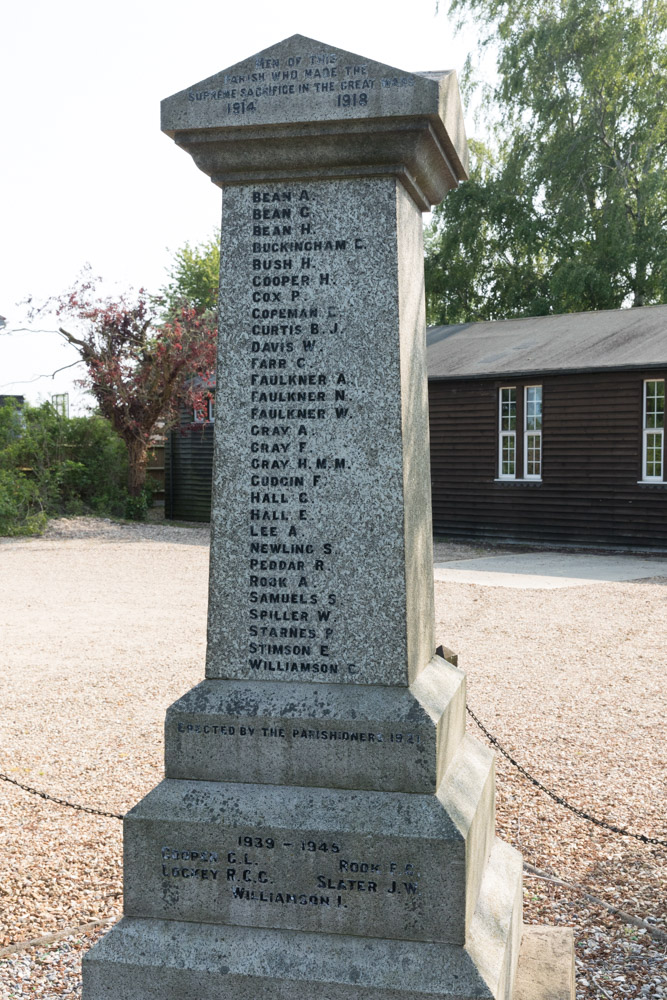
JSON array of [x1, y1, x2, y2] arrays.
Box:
[[0, 517, 665, 998]]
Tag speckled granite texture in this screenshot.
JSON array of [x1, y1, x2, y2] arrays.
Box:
[[83, 34, 572, 1000]]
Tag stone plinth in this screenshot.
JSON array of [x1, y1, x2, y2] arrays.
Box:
[[164, 656, 467, 791], [83, 34, 574, 1000]]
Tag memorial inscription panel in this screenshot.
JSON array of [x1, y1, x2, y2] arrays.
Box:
[[207, 176, 424, 686], [162, 35, 465, 138], [163, 665, 467, 792], [123, 779, 471, 943], [165, 696, 438, 791]]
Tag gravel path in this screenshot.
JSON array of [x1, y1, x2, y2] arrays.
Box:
[[0, 518, 665, 998]]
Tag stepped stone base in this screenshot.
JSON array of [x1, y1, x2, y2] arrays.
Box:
[[121, 732, 495, 944], [513, 927, 575, 1000], [84, 841, 529, 1000], [164, 657, 467, 794], [83, 923, 573, 1000]]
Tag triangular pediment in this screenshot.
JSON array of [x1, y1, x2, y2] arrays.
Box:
[[161, 34, 468, 177]]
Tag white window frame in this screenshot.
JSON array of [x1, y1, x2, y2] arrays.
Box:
[[642, 379, 664, 482], [523, 385, 543, 481], [498, 387, 517, 479]]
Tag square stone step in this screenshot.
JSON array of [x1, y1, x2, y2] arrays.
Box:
[[165, 656, 466, 793], [83, 841, 524, 1000], [513, 927, 575, 1000], [123, 736, 494, 946]]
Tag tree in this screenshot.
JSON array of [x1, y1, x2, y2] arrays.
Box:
[[425, 140, 553, 323], [34, 268, 217, 499], [426, 0, 667, 323], [161, 233, 220, 314]]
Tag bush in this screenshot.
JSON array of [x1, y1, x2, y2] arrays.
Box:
[[59, 415, 129, 514], [0, 469, 48, 536], [124, 487, 151, 522], [0, 400, 132, 534]]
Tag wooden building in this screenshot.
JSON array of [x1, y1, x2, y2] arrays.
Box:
[[166, 305, 667, 546], [428, 305, 667, 548], [164, 398, 215, 522]]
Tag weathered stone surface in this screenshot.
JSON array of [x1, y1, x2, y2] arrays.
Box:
[[512, 927, 576, 1000], [165, 655, 466, 792], [161, 33, 467, 141], [468, 840, 524, 1000], [205, 175, 433, 686], [84, 841, 521, 1000], [124, 735, 494, 944], [161, 34, 469, 209], [84, 918, 496, 1000], [439, 735, 496, 940]]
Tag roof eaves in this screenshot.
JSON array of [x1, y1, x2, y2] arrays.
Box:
[[427, 361, 667, 381]]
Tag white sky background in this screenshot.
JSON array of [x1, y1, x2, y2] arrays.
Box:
[[0, 0, 481, 413]]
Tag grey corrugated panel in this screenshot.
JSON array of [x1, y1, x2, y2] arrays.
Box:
[[427, 305, 667, 378]]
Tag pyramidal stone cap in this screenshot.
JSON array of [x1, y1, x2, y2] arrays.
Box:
[[161, 34, 469, 210]]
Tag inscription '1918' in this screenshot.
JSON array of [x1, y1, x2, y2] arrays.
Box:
[[187, 52, 416, 113]]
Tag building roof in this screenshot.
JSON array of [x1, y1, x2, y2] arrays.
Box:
[[426, 305, 667, 380]]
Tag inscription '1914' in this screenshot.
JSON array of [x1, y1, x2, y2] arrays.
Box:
[[186, 51, 416, 117]]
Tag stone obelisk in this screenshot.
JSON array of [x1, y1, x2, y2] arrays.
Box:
[[83, 35, 574, 1000]]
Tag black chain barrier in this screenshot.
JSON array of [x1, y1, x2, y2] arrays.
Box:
[[2, 712, 666, 848], [466, 705, 667, 847], [0, 771, 123, 821]]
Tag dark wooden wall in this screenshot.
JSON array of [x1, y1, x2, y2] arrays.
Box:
[[166, 370, 666, 547], [165, 415, 215, 522], [428, 369, 667, 548]]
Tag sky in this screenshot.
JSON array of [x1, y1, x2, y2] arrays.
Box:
[[0, 0, 481, 413]]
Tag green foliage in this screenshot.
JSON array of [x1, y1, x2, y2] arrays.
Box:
[[426, 0, 667, 322], [60, 414, 130, 514], [161, 234, 220, 314], [0, 400, 131, 535], [425, 141, 552, 323], [0, 469, 47, 536], [124, 488, 151, 522]]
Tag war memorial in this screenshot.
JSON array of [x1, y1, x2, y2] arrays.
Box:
[[82, 35, 574, 1000]]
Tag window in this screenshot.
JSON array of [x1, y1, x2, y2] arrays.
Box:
[[643, 379, 664, 482], [498, 384, 542, 481], [499, 387, 516, 478], [524, 386, 542, 479]]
